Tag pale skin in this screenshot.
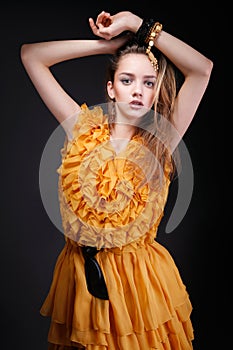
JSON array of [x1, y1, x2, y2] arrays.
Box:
[[21, 11, 213, 150]]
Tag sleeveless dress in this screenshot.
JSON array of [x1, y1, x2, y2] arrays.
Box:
[[40, 104, 194, 349]]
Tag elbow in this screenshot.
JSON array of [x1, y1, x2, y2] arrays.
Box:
[[194, 57, 213, 85], [204, 57, 214, 79], [20, 43, 36, 66], [20, 43, 31, 64]]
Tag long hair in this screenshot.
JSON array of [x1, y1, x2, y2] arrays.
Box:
[[106, 43, 181, 180]]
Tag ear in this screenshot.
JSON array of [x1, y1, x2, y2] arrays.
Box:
[[107, 81, 115, 100]]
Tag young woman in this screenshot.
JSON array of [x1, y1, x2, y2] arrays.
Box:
[[21, 10, 213, 350]]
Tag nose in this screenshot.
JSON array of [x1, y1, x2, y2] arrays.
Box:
[[132, 82, 143, 97]]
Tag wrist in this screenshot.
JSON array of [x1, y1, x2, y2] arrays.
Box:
[[135, 19, 162, 47], [131, 14, 143, 33]]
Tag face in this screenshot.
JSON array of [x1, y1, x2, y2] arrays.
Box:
[[107, 53, 157, 124]]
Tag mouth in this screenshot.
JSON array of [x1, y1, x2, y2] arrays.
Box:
[[129, 100, 144, 109]]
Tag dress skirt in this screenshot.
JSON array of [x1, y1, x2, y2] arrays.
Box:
[[41, 235, 194, 350]]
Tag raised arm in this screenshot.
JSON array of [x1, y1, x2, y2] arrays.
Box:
[[20, 35, 128, 129], [90, 11, 213, 140], [155, 30, 213, 139]]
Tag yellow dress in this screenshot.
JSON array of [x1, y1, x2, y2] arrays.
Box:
[[40, 104, 194, 349]]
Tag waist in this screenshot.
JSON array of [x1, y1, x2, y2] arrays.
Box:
[[66, 233, 155, 254]]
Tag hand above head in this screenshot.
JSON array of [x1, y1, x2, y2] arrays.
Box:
[[89, 11, 142, 40]]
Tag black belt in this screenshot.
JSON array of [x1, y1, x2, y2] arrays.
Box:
[[81, 246, 109, 300]]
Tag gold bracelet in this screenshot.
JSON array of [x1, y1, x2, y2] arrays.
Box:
[[145, 22, 162, 54]]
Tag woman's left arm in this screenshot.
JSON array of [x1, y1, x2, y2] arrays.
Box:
[[155, 29, 213, 138], [90, 11, 213, 141]]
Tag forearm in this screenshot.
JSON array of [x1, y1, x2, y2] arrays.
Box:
[[21, 39, 117, 68], [154, 30, 212, 77]]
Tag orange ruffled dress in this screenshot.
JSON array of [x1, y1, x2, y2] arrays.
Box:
[[40, 104, 194, 349]]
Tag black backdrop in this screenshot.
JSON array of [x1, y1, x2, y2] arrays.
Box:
[[0, 1, 226, 349]]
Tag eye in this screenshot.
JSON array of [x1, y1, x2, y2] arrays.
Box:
[[120, 78, 132, 85], [145, 80, 155, 88]]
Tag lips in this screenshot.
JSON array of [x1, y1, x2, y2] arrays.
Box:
[[129, 100, 144, 110], [130, 100, 143, 106]]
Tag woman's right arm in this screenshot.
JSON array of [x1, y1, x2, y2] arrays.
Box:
[[20, 37, 126, 126]]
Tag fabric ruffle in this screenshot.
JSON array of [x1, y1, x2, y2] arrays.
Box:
[[58, 104, 172, 249], [41, 238, 194, 349]]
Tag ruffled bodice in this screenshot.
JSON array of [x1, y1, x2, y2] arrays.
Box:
[[58, 104, 172, 249]]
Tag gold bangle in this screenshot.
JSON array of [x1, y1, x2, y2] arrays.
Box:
[[145, 22, 162, 54]]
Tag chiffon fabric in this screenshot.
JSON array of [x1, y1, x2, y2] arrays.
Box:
[[41, 104, 194, 349]]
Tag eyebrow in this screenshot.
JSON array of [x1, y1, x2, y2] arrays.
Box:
[[119, 72, 156, 79]]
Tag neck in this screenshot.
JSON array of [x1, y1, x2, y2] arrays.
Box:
[[110, 122, 136, 140]]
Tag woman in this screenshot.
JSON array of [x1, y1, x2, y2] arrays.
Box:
[[21, 10, 213, 350]]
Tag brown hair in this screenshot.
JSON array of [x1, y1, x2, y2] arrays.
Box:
[[106, 44, 180, 180]]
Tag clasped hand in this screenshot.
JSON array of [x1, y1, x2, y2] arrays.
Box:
[[89, 10, 139, 40]]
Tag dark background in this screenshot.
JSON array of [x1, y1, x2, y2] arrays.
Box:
[[0, 1, 226, 349]]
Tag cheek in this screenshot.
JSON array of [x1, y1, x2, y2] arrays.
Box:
[[145, 92, 156, 108], [113, 86, 128, 101]]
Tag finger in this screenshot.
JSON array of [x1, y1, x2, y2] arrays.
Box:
[[97, 11, 110, 20], [89, 17, 110, 39], [96, 11, 111, 27], [89, 18, 98, 35], [102, 16, 112, 27], [96, 11, 106, 25]]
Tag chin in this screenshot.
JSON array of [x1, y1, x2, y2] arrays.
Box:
[[116, 102, 150, 121]]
